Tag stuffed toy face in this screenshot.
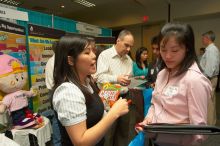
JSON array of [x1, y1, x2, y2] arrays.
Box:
[[0, 54, 27, 94]]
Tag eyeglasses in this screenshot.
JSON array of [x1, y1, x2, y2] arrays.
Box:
[[123, 43, 133, 49]]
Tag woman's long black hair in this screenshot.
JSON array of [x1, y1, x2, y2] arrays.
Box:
[[159, 22, 201, 76], [52, 35, 98, 106], [135, 47, 148, 69]]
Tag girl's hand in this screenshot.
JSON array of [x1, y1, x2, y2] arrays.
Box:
[[109, 98, 129, 117], [135, 117, 152, 133]]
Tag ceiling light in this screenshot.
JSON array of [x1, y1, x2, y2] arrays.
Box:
[[61, 5, 65, 8], [74, 0, 95, 7], [0, 0, 21, 6]]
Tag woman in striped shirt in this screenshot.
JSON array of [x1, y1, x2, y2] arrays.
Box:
[[52, 35, 129, 146]]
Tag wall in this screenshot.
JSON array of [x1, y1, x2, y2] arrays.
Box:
[[90, 0, 220, 28], [176, 15, 220, 54], [118, 23, 162, 62], [118, 9, 220, 61], [125, 25, 143, 59]]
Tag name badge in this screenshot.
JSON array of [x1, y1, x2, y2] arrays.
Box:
[[163, 86, 179, 97], [151, 69, 154, 75]]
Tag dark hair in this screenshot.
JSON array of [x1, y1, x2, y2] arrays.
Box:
[[151, 35, 160, 45], [135, 47, 148, 69], [202, 30, 215, 42], [159, 22, 200, 76], [53, 35, 98, 105], [200, 47, 205, 52], [86, 36, 96, 43], [51, 41, 57, 52]]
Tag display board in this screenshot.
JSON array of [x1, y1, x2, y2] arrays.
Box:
[[0, 19, 28, 94], [28, 24, 65, 112], [95, 36, 115, 51], [0, 19, 27, 67]]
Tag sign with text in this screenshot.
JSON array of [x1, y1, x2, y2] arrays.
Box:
[[0, 19, 28, 100], [0, 6, 28, 21], [28, 24, 65, 112], [76, 22, 101, 36]]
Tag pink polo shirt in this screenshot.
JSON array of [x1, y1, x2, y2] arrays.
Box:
[[147, 62, 211, 124], [146, 62, 212, 145], [3, 90, 34, 112]]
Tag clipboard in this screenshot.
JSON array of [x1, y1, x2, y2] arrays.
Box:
[[142, 123, 220, 135]]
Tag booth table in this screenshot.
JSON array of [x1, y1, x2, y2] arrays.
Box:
[[11, 116, 52, 146], [0, 110, 10, 127], [0, 133, 20, 146]]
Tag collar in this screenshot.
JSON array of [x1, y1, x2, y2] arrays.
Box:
[[188, 62, 201, 73], [83, 78, 94, 93], [206, 43, 215, 50]]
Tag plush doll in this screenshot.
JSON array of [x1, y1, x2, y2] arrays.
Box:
[[0, 53, 43, 129]]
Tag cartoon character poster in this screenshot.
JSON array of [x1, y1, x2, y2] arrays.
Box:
[[0, 20, 28, 100], [28, 24, 65, 112]]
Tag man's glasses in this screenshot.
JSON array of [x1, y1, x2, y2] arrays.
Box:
[[124, 43, 132, 49]]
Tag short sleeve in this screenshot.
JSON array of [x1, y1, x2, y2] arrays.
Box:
[[2, 94, 12, 108], [53, 82, 87, 126]]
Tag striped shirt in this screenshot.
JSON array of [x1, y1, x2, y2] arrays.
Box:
[[53, 81, 93, 126], [95, 46, 133, 83]]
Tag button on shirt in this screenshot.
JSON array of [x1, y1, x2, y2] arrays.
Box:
[[95, 46, 133, 83], [200, 43, 220, 78], [147, 62, 212, 125]]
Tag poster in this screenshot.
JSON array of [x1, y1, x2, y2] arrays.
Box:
[[0, 19, 27, 66], [0, 19, 28, 94], [28, 24, 65, 112]]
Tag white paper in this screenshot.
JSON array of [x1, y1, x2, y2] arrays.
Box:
[[127, 77, 147, 89]]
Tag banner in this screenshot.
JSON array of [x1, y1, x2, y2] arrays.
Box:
[[28, 24, 65, 112], [0, 6, 28, 21], [76, 22, 101, 36], [0, 19, 26, 64], [0, 19, 28, 101]]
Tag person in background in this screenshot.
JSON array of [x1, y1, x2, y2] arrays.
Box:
[[200, 31, 220, 125], [133, 47, 149, 78], [96, 45, 106, 60], [87, 37, 97, 54], [92, 45, 106, 82], [95, 30, 133, 86], [45, 42, 56, 91], [52, 35, 129, 146], [44, 41, 61, 146], [146, 35, 161, 88], [137, 22, 212, 146], [198, 47, 205, 62], [95, 30, 134, 146], [131, 46, 149, 141]]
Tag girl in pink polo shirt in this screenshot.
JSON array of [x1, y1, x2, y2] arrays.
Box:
[[137, 22, 212, 146]]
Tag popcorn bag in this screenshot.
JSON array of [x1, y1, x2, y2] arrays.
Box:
[[99, 83, 121, 111]]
